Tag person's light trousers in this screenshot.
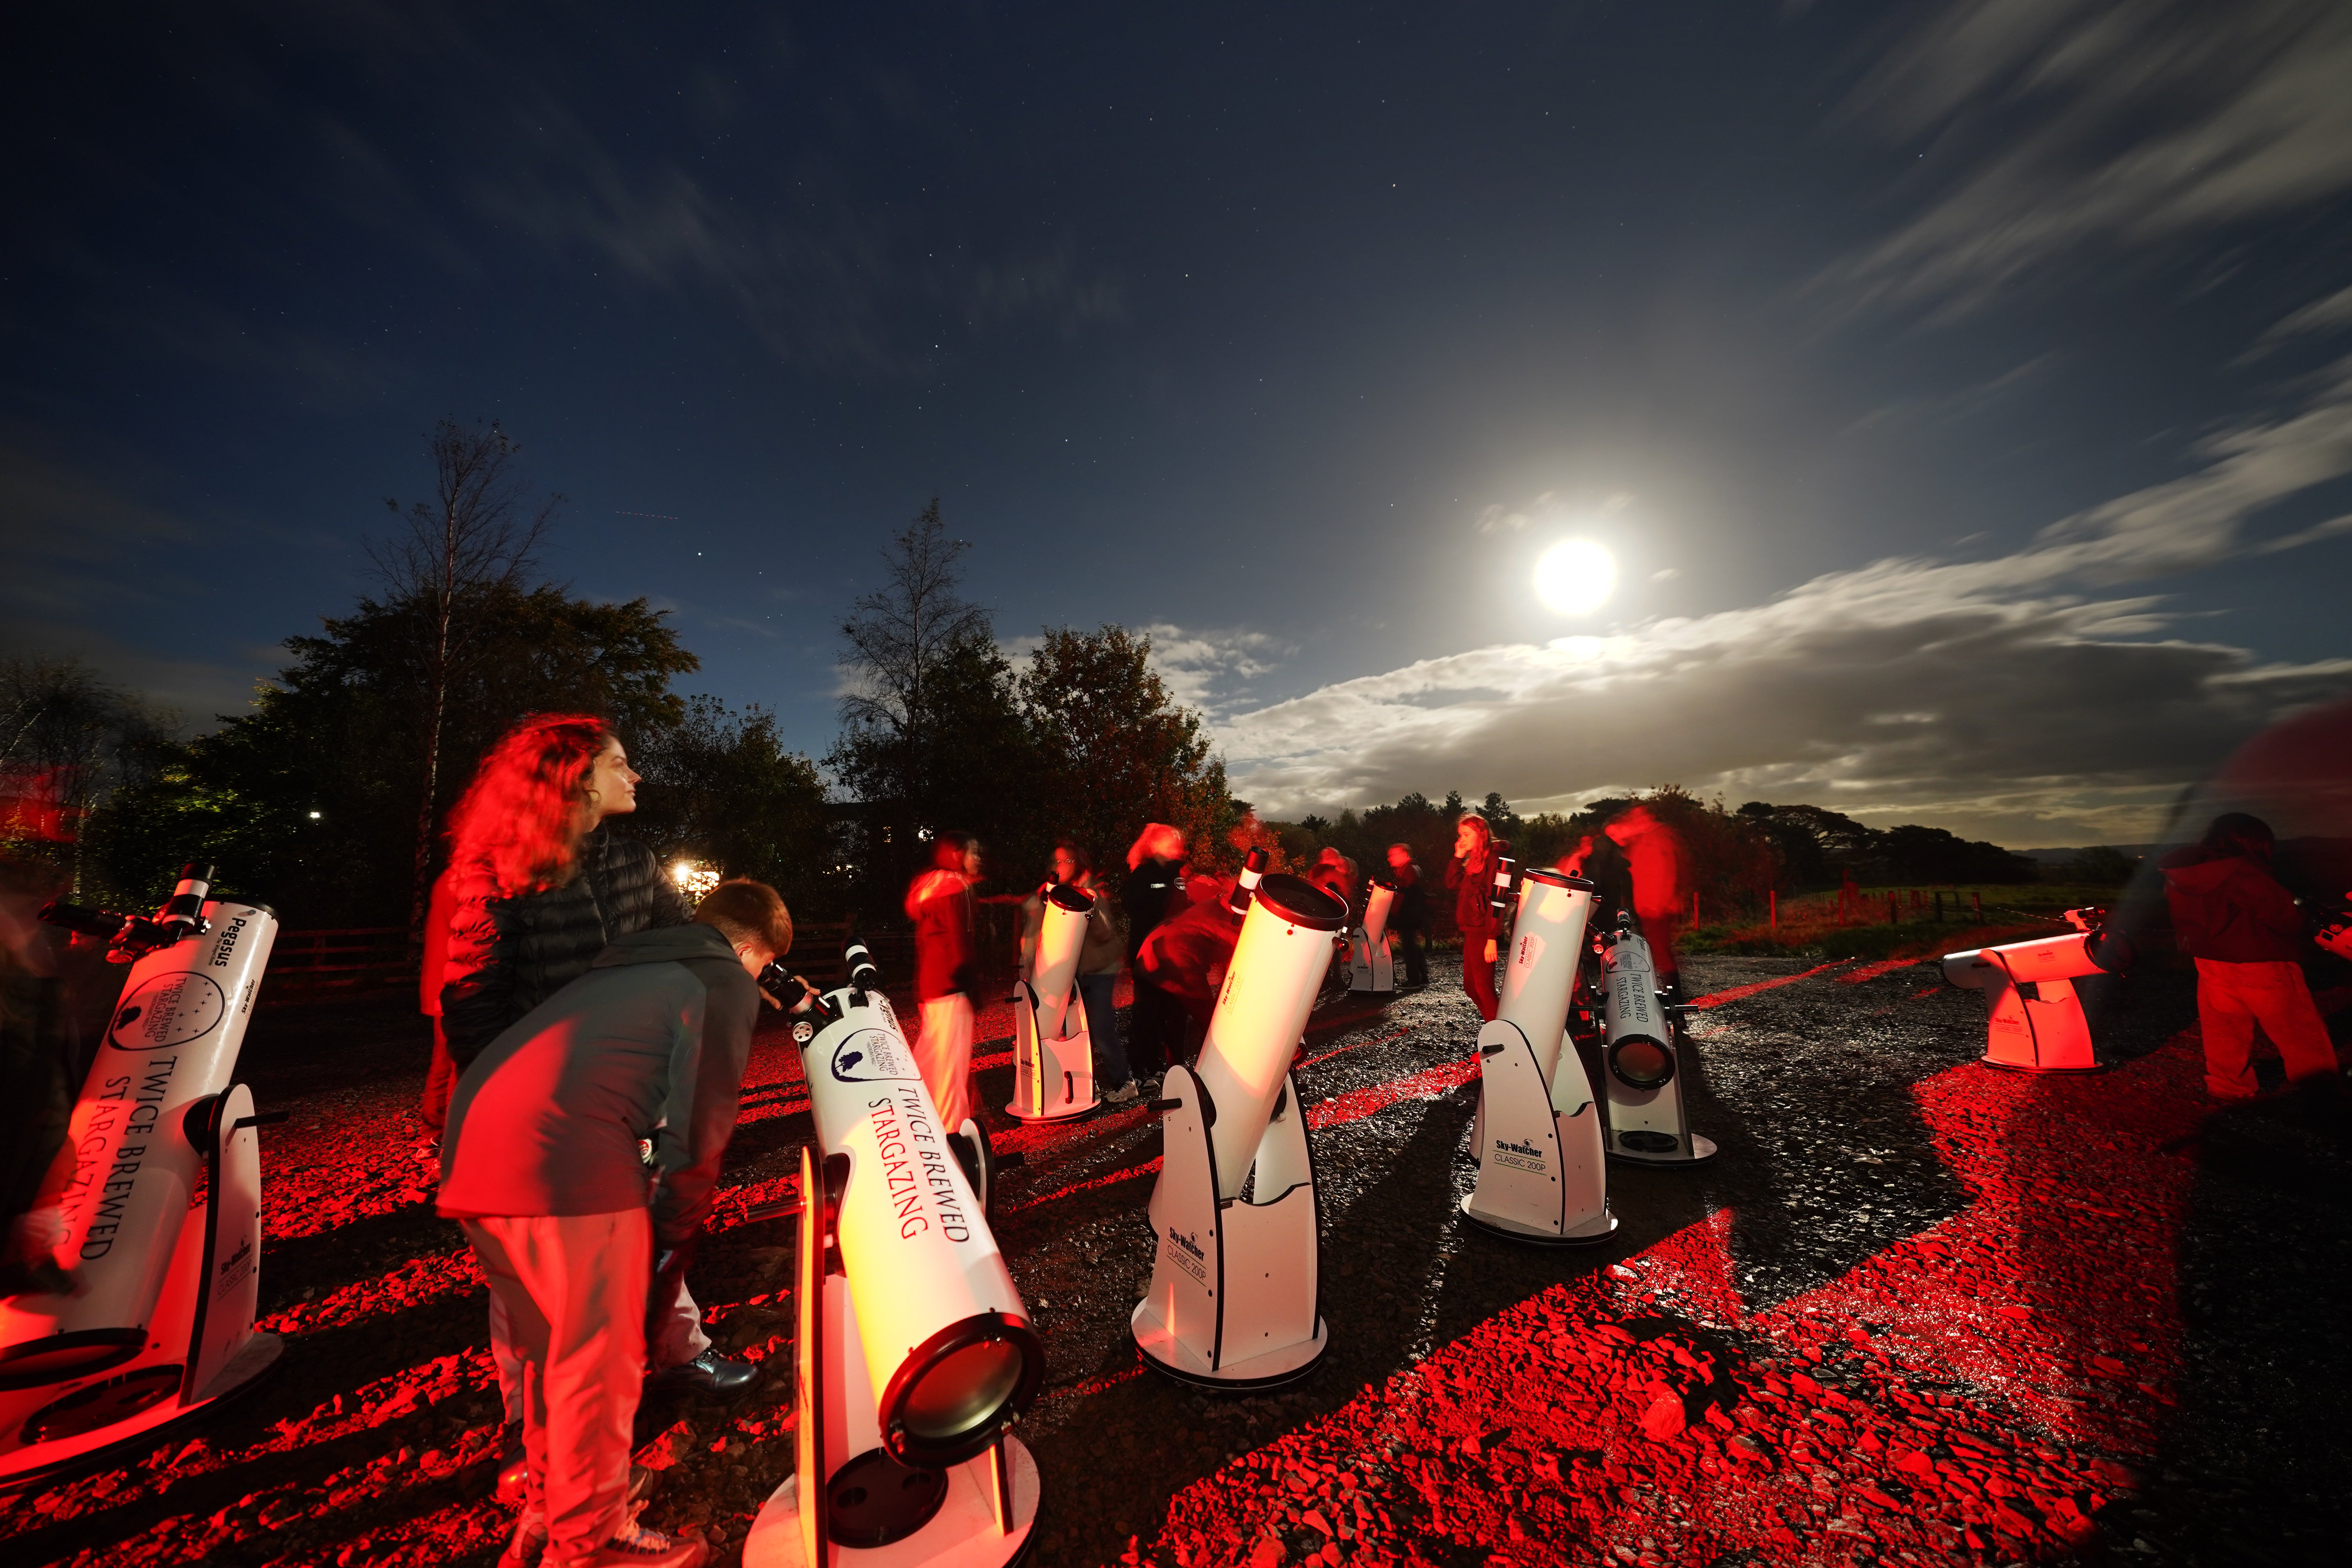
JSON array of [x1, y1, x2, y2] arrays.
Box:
[[463, 1210, 649, 1561], [2194, 958, 2339, 1097]]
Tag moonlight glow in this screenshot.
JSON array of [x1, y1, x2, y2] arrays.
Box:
[[1535, 539, 1616, 615]]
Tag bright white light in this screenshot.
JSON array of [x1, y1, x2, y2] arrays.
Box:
[[670, 860, 721, 900], [1535, 539, 1616, 614]]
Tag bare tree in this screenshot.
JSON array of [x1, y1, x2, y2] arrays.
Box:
[[835, 498, 992, 746], [370, 417, 558, 938]]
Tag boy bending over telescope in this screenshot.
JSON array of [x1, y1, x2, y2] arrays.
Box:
[[438, 879, 793, 1568]]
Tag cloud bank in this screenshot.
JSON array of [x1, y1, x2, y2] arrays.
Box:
[[1205, 360, 2352, 845]]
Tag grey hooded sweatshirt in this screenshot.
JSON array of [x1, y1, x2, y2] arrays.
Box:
[[437, 921, 758, 1248]]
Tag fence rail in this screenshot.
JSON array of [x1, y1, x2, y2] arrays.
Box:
[[263, 926, 412, 1002]]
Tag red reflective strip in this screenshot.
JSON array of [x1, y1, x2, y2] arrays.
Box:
[[1681, 959, 1854, 1010], [999, 1157, 1162, 1215], [1305, 1058, 1482, 1129], [1837, 957, 1922, 985]]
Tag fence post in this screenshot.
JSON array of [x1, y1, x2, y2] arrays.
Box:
[[1934, 890, 1944, 923], [1887, 893, 1900, 925], [1691, 890, 1699, 927], [1769, 889, 1777, 932], [1973, 891, 1983, 920]]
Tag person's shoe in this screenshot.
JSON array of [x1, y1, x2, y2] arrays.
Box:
[[577, 1520, 710, 1568], [413, 1138, 441, 1164], [499, 1511, 548, 1567], [648, 1350, 759, 1399], [494, 1422, 526, 1506], [1102, 1080, 1141, 1106]]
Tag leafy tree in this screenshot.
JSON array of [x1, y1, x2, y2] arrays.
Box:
[[633, 696, 843, 918], [89, 588, 695, 924], [1018, 624, 1230, 879]]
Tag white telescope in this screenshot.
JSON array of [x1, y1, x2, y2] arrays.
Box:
[[1461, 867, 1617, 1245], [1595, 918, 1715, 1165], [1347, 876, 1397, 994], [1941, 907, 2131, 1073], [0, 864, 283, 1485], [746, 945, 1042, 1568], [1132, 873, 1343, 1388], [1005, 883, 1096, 1122]]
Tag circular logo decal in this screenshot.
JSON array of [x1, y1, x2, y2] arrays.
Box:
[[107, 971, 228, 1053]]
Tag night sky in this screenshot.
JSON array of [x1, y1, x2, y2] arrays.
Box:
[[6, 2, 2350, 846]]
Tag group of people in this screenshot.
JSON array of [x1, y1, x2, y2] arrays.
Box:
[[417, 714, 2350, 1568], [420, 715, 776, 1568]]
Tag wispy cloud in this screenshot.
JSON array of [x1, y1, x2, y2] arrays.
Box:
[[1825, 0, 2352, 318], [1141, 624, 1292, 718]]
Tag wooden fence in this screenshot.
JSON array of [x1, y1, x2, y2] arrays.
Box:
[[262, 926, 412, 1003], [257, 903, 1029, 1005]]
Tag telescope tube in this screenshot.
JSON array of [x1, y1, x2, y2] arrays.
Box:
[[1028, 884, 1092, 1037], [1193, 874, 1347, 1200], [1360, 878, 1395, 947], [1495, 868, 1597, 1092], [1601, 928, 1674, 1088], [797, 984, 1041, 1466], [0, 902, 276, 1387]]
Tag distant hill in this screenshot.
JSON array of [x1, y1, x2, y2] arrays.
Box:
[[2016, 844, 2161, 865]]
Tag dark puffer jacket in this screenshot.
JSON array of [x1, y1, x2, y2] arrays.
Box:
[[440, 827, 692, 1068]]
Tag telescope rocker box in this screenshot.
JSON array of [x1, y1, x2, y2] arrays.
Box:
[[1942, 909, 2131, 1073], [1461, 869, 1619, 1245], [0, 877, 284, 1485], [1133, 875, 1342, 1390]]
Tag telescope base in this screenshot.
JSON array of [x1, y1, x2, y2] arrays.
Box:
[[1459, 1197, 1619, 1247], [1131, 1303, 1328, 1391], [1980, 1056, 2110, 1075], [1002, 1097, 1097, 1124], [744, 1435, 1039, 1568], [0, 1331, 281, 1490], [1607, 1131, 1720, 1167]]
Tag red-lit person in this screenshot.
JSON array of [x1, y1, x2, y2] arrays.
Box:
[[435, 716, 754, 1504], [1445, 813, 1504, 1022], [2159, 813, 2344, 1102], [906, 831, 983, 1132], [1122, 823, 1189, 1088], [1606, 804, 1690, 1004], [1385, 843, 1431, 989], [438, 878, 790, 1568]]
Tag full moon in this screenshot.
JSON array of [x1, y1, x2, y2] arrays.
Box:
[[1534, 539, 1615, 614]]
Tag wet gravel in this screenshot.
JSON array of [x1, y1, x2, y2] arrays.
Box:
[[4, 951, 2347, 1566]]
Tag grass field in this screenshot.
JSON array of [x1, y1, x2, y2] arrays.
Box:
[[1682, 880, 2138, 962]]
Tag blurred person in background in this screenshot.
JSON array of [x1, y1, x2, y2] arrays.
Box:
[[2160, 813, 2344, 1104], [1020, 841, 1137, 1105], [907, 831, 983, 1132], [1308, 847, 1358, 909], [436, 715, 754, 1504], [1386, 843, 1430, 989], [438, 878, 790, 1568], [1122, 823, 1187, 1089], [0, 850, 77, 1298], [1604, 804, 1689, 1004], [1446, 814, 1503, 1022]]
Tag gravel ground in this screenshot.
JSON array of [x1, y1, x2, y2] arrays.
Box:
[[4, 951, 2347, 1567]]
